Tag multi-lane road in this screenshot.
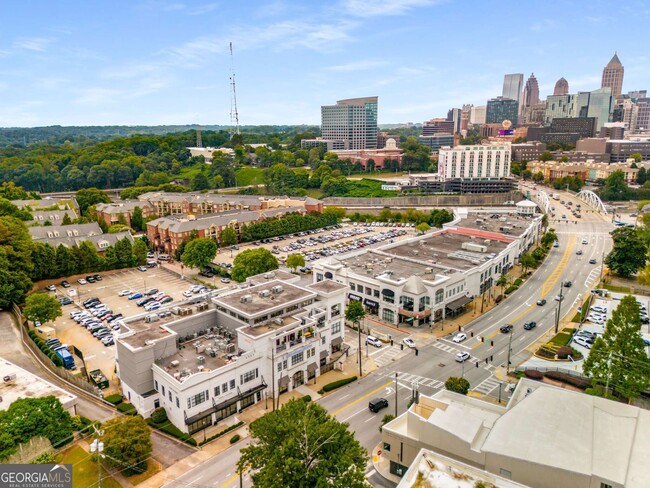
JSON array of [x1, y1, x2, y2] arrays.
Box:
[[165, 188, 614, 488]]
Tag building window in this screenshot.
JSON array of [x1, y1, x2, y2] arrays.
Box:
[[331, 322, 341, 334], [350, 283, 356, 291], [187, 390, 209, 409], [435, 289, 444, 304], [230, 379, 235, 390], [154, 380, 158, 391], [383, 442, 391, 452], [600, 484, 613, 488], [292, 351, 304, 365], [168, 391, 172, 401], [374, 289, 380, 298], [176, 397, 179, 408], [161, 385, 165, 396], [222, 382, 228, 393], [382, 309, 394, 323], [214, 385, 221, 396], [277, 362, 283, 372], [499, 469, 511, 479], [241, 369, 258, 384], [316, 273, 323, 282]]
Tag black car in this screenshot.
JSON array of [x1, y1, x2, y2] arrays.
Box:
[[58, 297, 73, 305], [536, 299, 547, 306], [61, 280, 71, 288], [199, 269, 214, 278], [563, 281, 572, 288], [523, 321, 537, 330], [369, 397, 389, 413], [86, 276, 96, 283], [500, 324, 514, 333], [589, 259, 597, 265]]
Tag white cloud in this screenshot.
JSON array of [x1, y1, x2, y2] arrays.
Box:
[[13, 37, 54, 52], [325, 60, 389, 72], [342, 0, 441, 17]]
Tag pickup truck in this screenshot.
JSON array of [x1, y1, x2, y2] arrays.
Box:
[[89, 369, 109, 389]]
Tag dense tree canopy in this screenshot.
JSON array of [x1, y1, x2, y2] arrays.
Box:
[[600, 170, 631, 201], [605, 227, 647, 277], [181, 238, 218, 270], [101, 416, 152, 476], [231, 248, 278, 282], [23, 293, 62, 324], [238, 399, 368, 488]]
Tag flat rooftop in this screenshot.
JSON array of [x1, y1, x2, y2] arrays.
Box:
[[307, 280, 348, 294], [457, 212, 536, 236], [246, 269, 297, 285], [156, 335, 234, 380], [240, 313, 304, 337], [214, 280, 315, 317], [0, 358, 77, 412]]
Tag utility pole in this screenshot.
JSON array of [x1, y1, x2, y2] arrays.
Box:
[[554, 283, 564, 333], [357, 319, 363, 377], [394, 372, 398, 417], [506, 330, 514, 374], [90, 425, 105, 488]]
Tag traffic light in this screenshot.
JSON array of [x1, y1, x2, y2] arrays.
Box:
[[475, 362, 479, 368], [491, 340, 494, 347], [470, 331, 474, 337], [458, 325, 461, 332]]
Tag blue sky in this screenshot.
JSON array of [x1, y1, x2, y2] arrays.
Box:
[[1, 0, 649, 127]]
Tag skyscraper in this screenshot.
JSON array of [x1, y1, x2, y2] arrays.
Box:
[[502, 73, 524, 113], [522, 73, 540, 109], [554, 78, 569, 96], [601, 53, 624, 98], [321, 96, 378, 150], [486, 97, 519, 126]]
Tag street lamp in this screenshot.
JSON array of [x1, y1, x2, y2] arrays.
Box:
[[554, 283, 564, 334], [90, 427, 105, 488]]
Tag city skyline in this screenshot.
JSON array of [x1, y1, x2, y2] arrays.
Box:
[[1, 0, 649, 127]]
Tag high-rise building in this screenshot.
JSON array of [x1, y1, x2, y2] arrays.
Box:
[[422, 118, 455, 136], [522, 73, 540, 110], [321, 96, 378, 150], [418, 133, 454, 153], [460, 104, 472, 131], [627, 90, 647, 102], [586, 87, 614, 132], [554, 77, 569, 96], [601, 53, 624, 98], [522, 103, 546, 124], [438, 144, 511, 179], [545, 94, 576, 124], [486, 97, 519, 126], [470, 106, 486, 125], [502, 74, 524, 113], [636, 99, 650, 131], [447, 108, 461, 134]]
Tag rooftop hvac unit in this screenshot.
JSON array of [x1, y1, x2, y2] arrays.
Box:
[[259, 290, 271, 298], [226, 343, 236, 353], [240, 294, 253, 303], [273, 318, 283, 325], [384, 257, 392, 263], [272, 285, 284, 294], [197, 355, 205, 364], [173, 372, 181, 380], [425, 267, 433, 273], [170, 360, 180, 367], [264, 271, 276, 279], [195, 344, 205, 354]]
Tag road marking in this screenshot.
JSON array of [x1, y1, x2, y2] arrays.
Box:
[[364, 416, 375, 423], [341, 407, 366, 422], [366, 469, 377, 478], [331, 381, 393, 416], [339, 394, 350, 400]]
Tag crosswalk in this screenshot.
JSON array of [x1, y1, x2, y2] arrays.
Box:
[[372, 346, 403, 367], [471, 375, 502, 395], [433, 341, 458, 354], [390, 372, 444, 390]]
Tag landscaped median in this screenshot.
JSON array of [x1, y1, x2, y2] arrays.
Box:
[[534, 327, 583, 361], [317, 376, 357, 395]]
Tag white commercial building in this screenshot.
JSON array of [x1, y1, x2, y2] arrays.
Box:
[[438, 144, 511, 180], [313, 209, 541, 327], [115, 272, 347, 434]]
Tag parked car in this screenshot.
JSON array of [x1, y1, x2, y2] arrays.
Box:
[[160, 296, 173, 304], [128, 293, 143, 300], [46, 284, 57, 291], [145, 302, 161, 312], [402, 338, 416, 349], [221, 278, 231, 284], [366, 336, 382, 348], [59, 297, 72, 305], [61, 280, 71, 288], [500, 324, 514, 334], [86, 276, 96, 283], [93, 274, 102, 281], [77, 279, 87, 285], [119, 289, 132, 296], [553, 241, 559, 248], [145, 288, 159, 296], [455, 351, 471, 363], [368, 397, 389, 413], [182, 290, 193, 297], [452, 332, 467, 343], [536, 299, 547, 306], [582, 239, 588, 244], [573, 336, 592, 349], [137, 266, 148, 272], [576, 250, 583, 256], [523, 321, 537, 330]]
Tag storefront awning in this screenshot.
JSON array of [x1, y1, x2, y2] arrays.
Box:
[[331, 336, 343, 347], [307, 362, 318, 374], [445, 296, 472, 311], [348, 293, 362, 301], [278, 376, 290, 387], [364, 299, 379, 308], [320, 350, 328, 359]]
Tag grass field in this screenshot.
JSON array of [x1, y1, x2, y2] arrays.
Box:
[[58, 445, 121, 488], [235, 167, 265, 186], [176, 163, 204, 181]]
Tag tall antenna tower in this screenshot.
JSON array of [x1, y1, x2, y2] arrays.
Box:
[[196, 127, 203, 148], [229, 42, 240, 138]]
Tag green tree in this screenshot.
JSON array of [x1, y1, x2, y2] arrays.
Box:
[[533, 171, 544, 183], [0, 198, 32, 220], [238, 399, 368, 488], [605, 227, 647, 277], [101, 416, 152, 476], [231, 248, 278, 282], [429, 209, 454, 228], [541, 229, 558, 248], [519, 252, 537, 273], [416, 222, 431, 234], [286, 254, 305, 272], [600, 170, 631, 201], [23, 293, 62, 325], [322, 206, 346, 221], [583, 295, 650, 402], [181, 238, 218, 270], [108, 224, 130, 234], [539, 151, 554, 162], [630, 153, 643, 163], [132, 239, 148, 266], [75, 188, 111, 214], [55, 244, 75, 278], [191, 172, 210, 191], [522, 169, 533, 180], [220, 227, 238, 247], [345, 300, 366, 329], [445, 377, 470, 395], [0, 182, 30, 200], [496, 274, 509, 295], [77, 241, 100, 273], [131, 206, 144, 232], [114, 238, 135, 268], [61, 213, 72, 225]]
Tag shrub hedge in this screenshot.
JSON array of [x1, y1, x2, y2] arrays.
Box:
[[544, 371, 591, 390], [147, 418, 197, 446], [514, 278, 523, 286], [524, 370, 544, 380], [319, 376, 358, 394], [104, 393, 124, 405], [28, 331, 64, 367], [301, 395, 312, 403], [230, 434, 241, 444], [198, 421, 244, 446], [504, 285, 518, 295], [556, 346, 572, 359], [151, 407, 168, 424], [116, 402, 137, 415]]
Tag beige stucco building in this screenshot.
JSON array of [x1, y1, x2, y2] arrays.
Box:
[[382, 379, 650, 488]]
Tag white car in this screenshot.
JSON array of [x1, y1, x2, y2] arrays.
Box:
[[573, 336, 592, 349], [452, 333, 467, 343], [119, 289, 132, 297], [582, 239, 588, 244], [77, 279, 87, 285], [182, 290, 193, 298], [366, 336, 383, 348], [402, 338, 416, 349], [455, 351, 471, 363]]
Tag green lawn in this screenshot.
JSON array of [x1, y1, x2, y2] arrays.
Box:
[[58, 445, 121, 488], [176, 163, 204, 181], [235, 167, 265, 186]]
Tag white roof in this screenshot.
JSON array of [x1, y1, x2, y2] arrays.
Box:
[[515, 200, 537, 207]]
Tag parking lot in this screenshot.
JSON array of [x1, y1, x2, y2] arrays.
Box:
[[211, 222, 415, 271], [48, 266, 190, 392]]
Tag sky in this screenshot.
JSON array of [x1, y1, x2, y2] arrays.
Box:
[[1, 0, 649, 127]]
